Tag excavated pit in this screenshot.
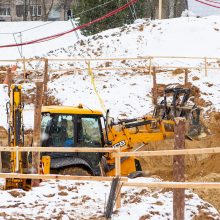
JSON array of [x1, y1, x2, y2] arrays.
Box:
[[139, 112, 220, 211]]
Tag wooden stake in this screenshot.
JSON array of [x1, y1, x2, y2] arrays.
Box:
[[152, 67, 158, 105], [173, 117, 185, 220], [184, 68, 188, 87], [43, 58, 49, 105], [115, 148, 121, 209], [149, 57, 152, 76], [0, 151, 2, 172], [32, 81, 43, 186], [23, 57, 26, 83], [158, 0, 163, 19], [204, 57, 207, 76], [6, 68, 13, 97]]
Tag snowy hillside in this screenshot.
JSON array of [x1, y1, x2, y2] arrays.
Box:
[[188, 0, 220, 17], [0, 15, 220, 219], [48, 16, 220, 57], [0, 16, 220, 129], [0, 21, 82, 60]]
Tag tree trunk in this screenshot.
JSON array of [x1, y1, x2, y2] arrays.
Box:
[[169, 0, 175, 18], [41, 0, 54, 21]]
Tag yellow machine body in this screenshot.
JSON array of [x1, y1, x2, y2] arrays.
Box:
[[41, 105, 176, 177]]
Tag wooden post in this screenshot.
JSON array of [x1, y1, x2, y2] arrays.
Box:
[[23, 57, 26, 83], [152, 66, 158, 105], [0, 149, 2, 172], [158, 0, 162, 19], [43, 58, 49, 106], [204, 57, 207, 77], [6, 68, 13, 97], [184, 68, 188, 87], [173, 117, 185, 220], [115, 148, 121, 209], [149, 57, 152, 76], [32, 81, 44, 186]]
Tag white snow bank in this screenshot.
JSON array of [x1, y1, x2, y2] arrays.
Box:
[[0, 177, 219, 219], [0, 21, 82, 60]]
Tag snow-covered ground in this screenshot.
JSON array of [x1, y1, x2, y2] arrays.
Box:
[[0, 177, 219, 219], [0, 15, 220, 218]]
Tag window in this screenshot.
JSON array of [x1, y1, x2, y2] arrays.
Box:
[[30, 5, 42, 17], [0, 7, 10, 16], [41, 114, 74, 147], [16, 5, 23, 17], [79, 117, 102, 146]]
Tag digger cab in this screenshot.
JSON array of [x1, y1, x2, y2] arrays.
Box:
[[41, 105, 106, 175]]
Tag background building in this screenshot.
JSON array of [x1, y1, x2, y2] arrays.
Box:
[[0, 0, 78, 22]]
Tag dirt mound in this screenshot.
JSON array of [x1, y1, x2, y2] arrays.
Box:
[[140, 112, 220, 211], [22, 87, 60, 106]]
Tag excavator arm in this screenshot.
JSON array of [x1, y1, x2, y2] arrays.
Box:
[[5, 84, 31, 190]]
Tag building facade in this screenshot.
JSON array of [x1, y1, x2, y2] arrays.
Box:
[[0, 0, 78, 22]]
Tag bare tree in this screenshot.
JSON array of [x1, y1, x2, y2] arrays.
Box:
[[169, 0, 175, 18], [56, 0, 73, 20], [41, 0, 54, 21]]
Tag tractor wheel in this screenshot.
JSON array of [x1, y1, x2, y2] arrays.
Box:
[[59, 167, 91, 176]]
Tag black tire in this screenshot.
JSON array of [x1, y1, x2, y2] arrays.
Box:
[[59, 167, 91, 176]]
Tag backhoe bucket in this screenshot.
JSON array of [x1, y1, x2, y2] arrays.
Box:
[[153, 87, 201, 138]]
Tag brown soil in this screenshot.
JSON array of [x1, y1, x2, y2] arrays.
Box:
[[140, 112, 220, 211]]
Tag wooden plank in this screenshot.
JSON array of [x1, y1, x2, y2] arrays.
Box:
[[10, 56, 220, 64], [44, 56, 220, 61], [0, 173, 127, 182], [0, 173, 219, 189], [0, 147, 117, 153], [46, 66, 220, 73], [43, 57, 152, 62], [173, 118, 185, 220], [32, 81, 44, 186], [113, 147, 220, 157], [0, 60, 16, 63], [1, 146, 220, 157], [123, 182, 220, 189]]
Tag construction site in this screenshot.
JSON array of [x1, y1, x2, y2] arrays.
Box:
[[0, 0, 220, 219]]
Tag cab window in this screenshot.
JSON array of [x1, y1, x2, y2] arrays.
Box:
[[78, 117, 102, 146], [41, 114, 74, 147]]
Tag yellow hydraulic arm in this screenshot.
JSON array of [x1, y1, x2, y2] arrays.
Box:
[[5, 84, 31, 190]]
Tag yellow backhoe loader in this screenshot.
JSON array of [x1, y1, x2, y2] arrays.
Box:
[[40, 87, 201, 177], [2, 85, 201, 181]]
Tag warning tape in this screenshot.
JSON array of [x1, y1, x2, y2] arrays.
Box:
[[87, 62, 107, 113]]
